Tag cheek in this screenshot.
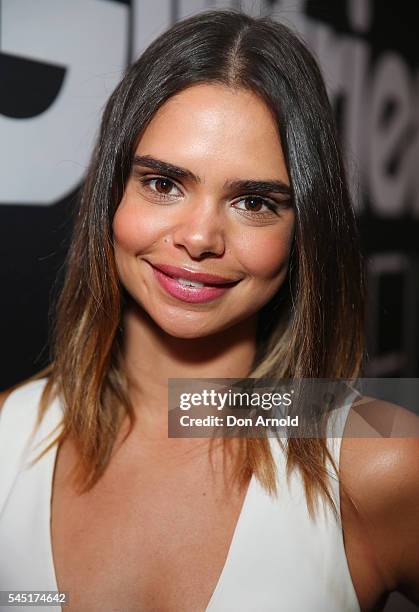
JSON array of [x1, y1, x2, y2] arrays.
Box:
[[112, 199, 159, 254], [237, 225, 294, 280]]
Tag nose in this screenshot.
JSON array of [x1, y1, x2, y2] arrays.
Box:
[[171, 199, 225, 259]]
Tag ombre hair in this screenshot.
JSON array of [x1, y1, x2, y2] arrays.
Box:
[[19, 9, 364, 518]]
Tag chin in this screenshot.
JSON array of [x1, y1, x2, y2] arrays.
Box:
[[155, 317, 223, 340], [152, 307, 253, 341]]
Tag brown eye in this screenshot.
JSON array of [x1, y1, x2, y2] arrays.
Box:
[[243, 197, 264, 212], [233, 195, 279, 216], [154, 178, 174, 194], [140, 176, 181, 199]]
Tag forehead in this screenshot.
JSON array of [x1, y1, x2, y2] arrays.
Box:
[[135, 83, 288, 183]]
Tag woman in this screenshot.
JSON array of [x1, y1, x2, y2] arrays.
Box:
[[0, 9, 418, 612]]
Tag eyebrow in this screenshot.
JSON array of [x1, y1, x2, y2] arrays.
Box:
[[132, 155, 291, 196]]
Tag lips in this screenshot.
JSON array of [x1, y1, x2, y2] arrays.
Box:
[[148, 262, 240, 286], [146, 260, 241, 304]]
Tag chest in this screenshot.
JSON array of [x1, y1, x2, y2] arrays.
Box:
[[51, 437, 249, 612]]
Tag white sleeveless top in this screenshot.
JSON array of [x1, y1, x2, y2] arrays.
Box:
[[0, 378, 361, 612]]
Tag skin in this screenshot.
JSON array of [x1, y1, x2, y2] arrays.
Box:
[[1, 84, 419, 611], [340, 398, 419, 609]]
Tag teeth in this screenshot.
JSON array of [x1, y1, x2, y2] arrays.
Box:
[[176, 277, 205, 288]]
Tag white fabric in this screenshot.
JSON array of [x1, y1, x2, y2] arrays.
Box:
[[0, 378, 361, 612]]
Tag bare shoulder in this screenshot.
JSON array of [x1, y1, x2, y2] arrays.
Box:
[[340, 396, 419, 606]]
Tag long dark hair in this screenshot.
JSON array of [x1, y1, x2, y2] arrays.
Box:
[[28, 9, 364, 518]]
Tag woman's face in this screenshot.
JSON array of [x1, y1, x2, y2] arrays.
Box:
[[113, 83, 295, 338]]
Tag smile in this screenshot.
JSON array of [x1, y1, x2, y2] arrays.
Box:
[[148, 263, 240, 304]]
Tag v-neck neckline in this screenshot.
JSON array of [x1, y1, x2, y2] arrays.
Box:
[[205, 470, 256, 611], [43, 403, 257, 612]]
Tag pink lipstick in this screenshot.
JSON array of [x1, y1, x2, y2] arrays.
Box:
[[148, 262, 240, 303]]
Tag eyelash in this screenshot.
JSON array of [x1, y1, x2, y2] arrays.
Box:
[[138, 176, 283, 217]]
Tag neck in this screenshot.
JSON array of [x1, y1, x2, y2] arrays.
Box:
[[120, 299, 258, 437]]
